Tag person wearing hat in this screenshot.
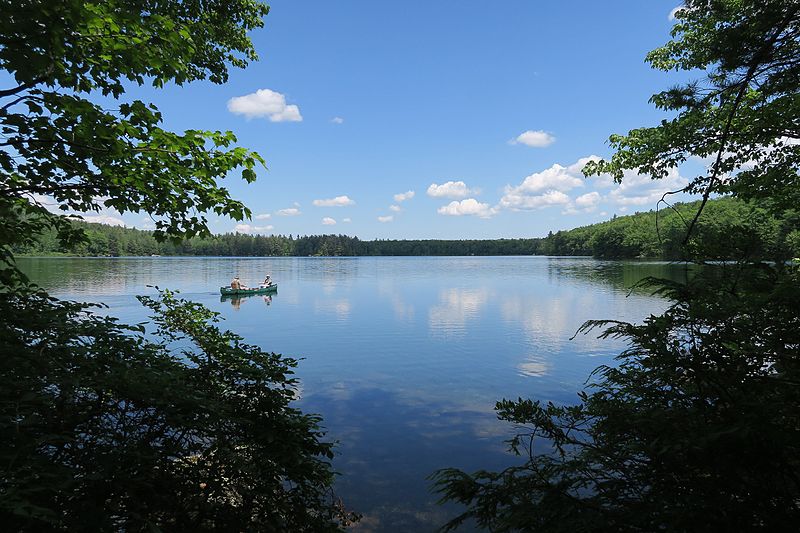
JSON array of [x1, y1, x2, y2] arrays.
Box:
[[259, 274, 272, 288], [230, 276, 241, 290]]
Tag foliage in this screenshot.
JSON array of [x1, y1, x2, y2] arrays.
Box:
[[0, 286, 357, 531], [584, 0, 800, 229], [0, 0, 268, 285], [432, 265, 800, 531], [14, 221, 544, 257], [434, 0, 800, 530], [540, 197, 799, 260], [14, 198, 798, 259], [1, 1, 357, 529]]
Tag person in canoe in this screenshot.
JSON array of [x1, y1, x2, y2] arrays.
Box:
[[230, 276, 247, 290], [259, 274, 272, 288]]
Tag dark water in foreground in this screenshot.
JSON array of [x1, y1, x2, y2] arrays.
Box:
[[18, 256, 686, 531]]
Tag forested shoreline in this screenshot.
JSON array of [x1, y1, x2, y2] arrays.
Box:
[[16, 197, 800, 259]]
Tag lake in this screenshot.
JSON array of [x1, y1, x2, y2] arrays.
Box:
[[18, 256, 685, 531]]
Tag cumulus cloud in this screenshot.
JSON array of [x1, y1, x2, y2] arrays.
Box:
[[74, 214, 126, 227], [28, 193, 61, 213], [276, 207, 301, 216], [254, 213, 271, 220], [389, 204, 401, 212], [500, 190, 570, 211], [331, 116, 344, 124], [563, 191, 602, 215], [322, 217, 336, 225], [517, 157, 597, 193], [437, 198, 497, 218], [342, 217, 352, 223], [498, 156, 602, 211], [607, 167, 689, 206], [227, 89, 302, 122], [313, 195, 355, 207], [427, 181, 478, 199], [510, 130, 556, 148], [235, 224, 273, 234], [668, 5, 685, 20], [393, 190, 415, 202], [377, 215, 394, 223], [575, 191, 601, 209]]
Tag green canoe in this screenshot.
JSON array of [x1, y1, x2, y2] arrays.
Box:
[[219, 284, 278, 296]]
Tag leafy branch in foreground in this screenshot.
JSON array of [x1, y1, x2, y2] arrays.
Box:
[[0, 286, 357, 531], [0, 0, 269, 285], [584, 0, 800, 234]]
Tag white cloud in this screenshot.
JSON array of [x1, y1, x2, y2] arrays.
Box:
[[389, 204, 401, 212], [276, 207, 302, 216], [331, 116, 344, 124], [73, 214, 126, 227], [227, 89, 302, 122], [28, 193, 61, 213], [500, 190, 570, 211], [516, 158, 596, 194], [607, 167, 689, 206], [254, 213, 271, 220], [342, 217, 352, 223], [437, 198, 497, 218], [563, 191, 602, 215], [575, 191, 600, 209], [322, 217, 336, 225], [427, 181, 478, 199], [235, 224, 273, 234], [313, 195, 355, 207], [575, 191, 601, 209], [498, 156, 603, 211], [393, 190, 415, 202], [510, 130, 556, 148], [668, 6, 685, 20], [377, 215, 394, 223]]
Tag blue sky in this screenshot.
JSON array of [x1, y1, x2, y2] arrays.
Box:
[[100, 1, 699, 239]]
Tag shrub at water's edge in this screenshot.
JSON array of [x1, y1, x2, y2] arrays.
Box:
[[0, 288, 358, 530]]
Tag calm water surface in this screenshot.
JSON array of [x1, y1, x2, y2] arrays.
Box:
[[18, 256, 686, 531]]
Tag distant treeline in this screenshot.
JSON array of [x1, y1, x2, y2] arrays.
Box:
[[15, 198, 800, 260], [543, 197, 799, 260]]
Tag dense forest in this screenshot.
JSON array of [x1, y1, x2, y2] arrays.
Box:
[[16, 197, 800, 259]]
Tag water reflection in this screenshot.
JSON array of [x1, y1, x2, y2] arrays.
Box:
[[17, 256, 685, 533], [517, 355, 551, 377], [548, 258, 694, 293], [220, 293, 273, 310], [428, 287, 490, 336]]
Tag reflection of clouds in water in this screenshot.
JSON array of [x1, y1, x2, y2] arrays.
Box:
[[289, 382, 303, 402], [501, 291, 627, 356], [517, 356, 551, 377], [377, 282, 415, 322], [321, 278, 337, 295], [428, 288, 489, 336], [349, 506, 451, 533], [392, 298, 414, 321], [303, 385, 512, 532], [313, 298, 351, 319]]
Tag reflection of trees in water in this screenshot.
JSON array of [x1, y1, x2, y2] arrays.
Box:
[[548, 259, 695, 295], [18, 257, 226, 295]]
